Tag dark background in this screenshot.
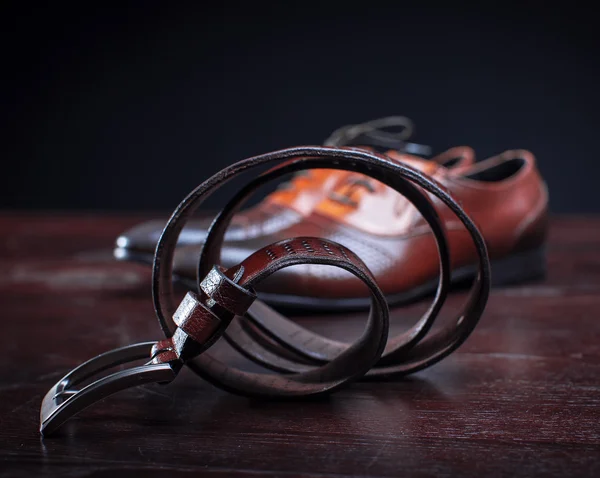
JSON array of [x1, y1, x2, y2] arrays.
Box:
[[2, 3, 599, 213]]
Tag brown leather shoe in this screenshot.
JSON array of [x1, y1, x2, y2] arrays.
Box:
[[172, 149, 547, 309], [114, 119, 471, 260]]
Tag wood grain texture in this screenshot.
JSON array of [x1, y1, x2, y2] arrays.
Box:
[[1, 213, 599, 477]]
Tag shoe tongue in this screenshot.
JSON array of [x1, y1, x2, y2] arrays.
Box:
[[387, 153, 439, 176]]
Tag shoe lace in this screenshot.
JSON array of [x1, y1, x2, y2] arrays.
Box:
[[324, 115, 415, 148], [327, 176, 378, 207], [272, 116, 433, 204], [325, 116, 432, 156], [276, 116, 418, 193]]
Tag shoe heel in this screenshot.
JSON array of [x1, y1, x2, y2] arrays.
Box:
[[490, 246, 546, 287]]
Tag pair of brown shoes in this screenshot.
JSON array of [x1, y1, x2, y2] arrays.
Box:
[[115, 119, 548, 310]]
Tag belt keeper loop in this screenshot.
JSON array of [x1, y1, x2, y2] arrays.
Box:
[[200, 266, 256, 316], [173, 291, 223, 344]]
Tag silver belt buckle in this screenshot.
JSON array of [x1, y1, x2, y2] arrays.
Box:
[[40, 341, 177, 436]]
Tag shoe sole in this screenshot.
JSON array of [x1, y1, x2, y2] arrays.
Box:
[[114, 246, 546, 312]]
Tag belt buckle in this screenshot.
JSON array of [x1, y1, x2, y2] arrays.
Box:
[[39, 341, 178, 436], [40, 286, 240, 436]]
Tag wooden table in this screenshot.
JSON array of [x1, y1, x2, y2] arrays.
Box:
[[1, 213, 599, 477]]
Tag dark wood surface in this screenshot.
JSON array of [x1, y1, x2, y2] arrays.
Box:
[[1, 213, 599, 477]]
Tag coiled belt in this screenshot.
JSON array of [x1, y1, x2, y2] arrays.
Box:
[[40, 146, 490, 435]]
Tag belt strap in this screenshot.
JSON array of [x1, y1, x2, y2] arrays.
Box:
[[40, 145, 491, 435], [153, 146, 490, 396]]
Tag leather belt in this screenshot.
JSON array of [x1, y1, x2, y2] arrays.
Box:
[[40, 146, 490, 435]]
